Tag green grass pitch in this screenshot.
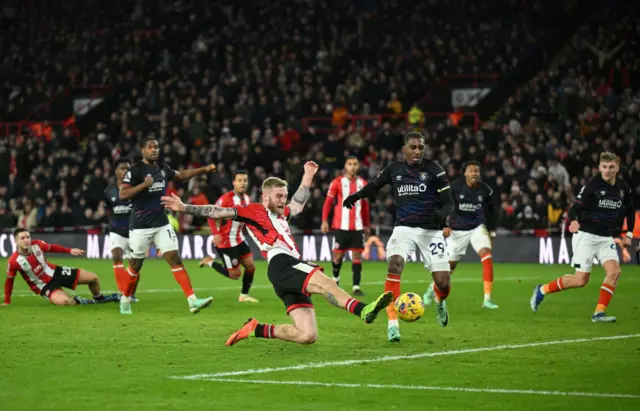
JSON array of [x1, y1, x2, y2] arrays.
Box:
[[1, 258, 639, 411]]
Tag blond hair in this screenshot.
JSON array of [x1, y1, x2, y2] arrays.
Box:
[[262, 177, 288, 191], [599, 152, 619, 164]]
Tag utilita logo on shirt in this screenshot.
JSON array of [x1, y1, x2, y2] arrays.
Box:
[[598, 199, 623, 209], [148, 181, 166, 193], [113, 205, 133, 214], [397, 183, 427, 196], [459, 203, 482, 212]]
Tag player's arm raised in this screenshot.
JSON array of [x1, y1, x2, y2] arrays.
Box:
[[343, 165, 392, 209], [161, 193, 237, 220], [289, 161, 319, 217], [173, 164, 217, 181]]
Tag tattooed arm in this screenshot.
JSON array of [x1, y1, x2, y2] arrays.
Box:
[[288, 161, 319, 217], [161, 194, 237, 219]]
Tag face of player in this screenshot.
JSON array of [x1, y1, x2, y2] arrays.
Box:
[[233, 174, 249, 195], [142, 140, 160, 162], [15, 231, 31, 251], [403, 137, 426, 166], [116, 162, 130, 182], [599, 161, 618, 183], [344, 158, 359, 178], [263, 187, 288, 216], [464, 164, 481, 186]]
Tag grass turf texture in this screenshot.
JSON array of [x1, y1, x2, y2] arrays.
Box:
[[1, 258, 639, 411]]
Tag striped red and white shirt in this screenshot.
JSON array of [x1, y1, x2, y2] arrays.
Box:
[[4, 240, 72, 303], [209, 191, 251, 248], [322, 175, 371, 231], [231, 203, 299, 261]]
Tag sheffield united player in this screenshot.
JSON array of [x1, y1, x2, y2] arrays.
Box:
[[3, 229, 119, 306], [119, 137, 216, 315], [162, 161, 393, 346], [424, 161, 499, 309], [343, 132, 454, 342], [105, 158, 139, 302], [531, 152, 635, 323], [199, 170, 259, 303], [321, 156, 370, 296]]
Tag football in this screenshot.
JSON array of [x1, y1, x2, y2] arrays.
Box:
[[394, 292, 425, 322]]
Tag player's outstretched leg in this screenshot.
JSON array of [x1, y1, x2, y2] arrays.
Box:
[[238, 255, 259, 303], [332, 251, 344, 286], [530, 271, 590, 313], [164, 251, 213, 313], [385, 255, 404, 342], [199, 256, 237, 279], [432, 270, 451, 327], [304, 269, 392, 324], [351, 250, 364, 296], [592, 260, 620, 323], [479, 249, 498, 309], [227, 308, 319, 346], [76, 269, 120, 303]]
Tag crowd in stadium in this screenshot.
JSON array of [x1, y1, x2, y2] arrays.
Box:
[[0, 0, 638, 234]]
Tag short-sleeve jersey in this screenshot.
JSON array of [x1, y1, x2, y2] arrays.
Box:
[[122, 162, 177, 229]]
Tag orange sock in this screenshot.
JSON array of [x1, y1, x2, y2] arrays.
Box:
[[113, 264, 127, 294], [385, 273, 401, 320], [171, 265, 195, 299], [433, 282, 451, 303], [125, 267, 139, 297], [541, 277, 564, 295], [595, 283, 615, 313], [481, 254, 494, 299]]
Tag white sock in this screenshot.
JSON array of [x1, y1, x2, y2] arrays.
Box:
[[388, 319, 399, 329], [484, 293, 491, 301], [206, 260, 213, 268], [120, 296, 130, 303], [240, 293, 249, 298], [333, 276, 340, 283], [353, 285, 360, 291], [187, 294, 197, 303]]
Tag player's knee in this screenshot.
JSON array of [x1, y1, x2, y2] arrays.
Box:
[[449, 261, 458, 271], [478, 248, 491, 257], [296, 331, 317, 345], [387, 256, 404, 274], [333, 252, 344, 264], [229, 267, 242, 279], [112, 248, 124, 263]]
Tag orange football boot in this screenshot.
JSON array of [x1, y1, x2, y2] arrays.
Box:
[[226, 318, 259, 346]]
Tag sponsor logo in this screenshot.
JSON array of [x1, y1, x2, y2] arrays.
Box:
[[598, 199, 622, 209], [149, 180, 166, 192], [113, 205, 133, 214], [397, 184, 427, 196], [419, 172, 428, 181], [458, 203, 482, 212], [34, 265, 42, 274]]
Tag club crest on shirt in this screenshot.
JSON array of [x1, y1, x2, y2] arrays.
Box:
[[620, 190, 625, 198], [111, 197, 116, 202], [459, 194, 465, 199], [478, 195, 483, 202], [600, 191, 606, 195], [161, 170, 166, 178], [419, 172, 428, 181]]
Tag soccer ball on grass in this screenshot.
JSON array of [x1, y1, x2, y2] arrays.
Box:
[[394, 292, 425, 322]]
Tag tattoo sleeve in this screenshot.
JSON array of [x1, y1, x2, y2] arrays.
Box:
[[292, 184, 311, 206], [183, 204, 236, 220], [326, 292, 340, 307]]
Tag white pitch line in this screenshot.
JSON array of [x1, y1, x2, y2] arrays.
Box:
[[171, 333, 640, 380], [10, 276, 528, 297], [204, 378, 640, 399]]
